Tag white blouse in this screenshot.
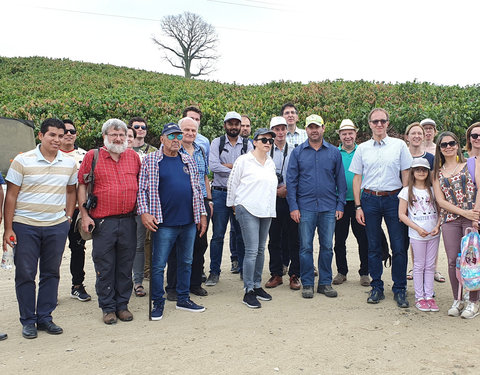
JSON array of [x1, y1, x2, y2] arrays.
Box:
[[226, 152, 277, 218]]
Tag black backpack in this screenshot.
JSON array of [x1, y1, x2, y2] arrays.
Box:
[[218, 135, 248, 156]]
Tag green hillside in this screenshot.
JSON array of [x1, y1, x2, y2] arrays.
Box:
[[1, 56, 479, 149]]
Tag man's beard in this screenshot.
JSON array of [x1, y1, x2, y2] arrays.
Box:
[[104, 137, 128, 154], [226, 128, 240, 138]]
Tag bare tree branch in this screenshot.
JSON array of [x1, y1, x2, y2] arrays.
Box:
[[152, 11, 220, 79]]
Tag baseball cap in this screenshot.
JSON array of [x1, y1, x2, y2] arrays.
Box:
[[161, 123, 183, 136], [253, 128, 276, 140], [305, 114, 324, 127], [411, 157, 430, 169], [420, 118, 436, 128], [336, 119, 358, 133], [224, 111, 242, 123], [269, 116, 287, 129]]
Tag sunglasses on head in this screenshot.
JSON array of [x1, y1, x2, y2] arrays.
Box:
[[257, 137, 274, 144], [167, 133, 183, 140], [65, 129, 77, 135], [133, 125, 147, 130], [440, 140, 457, 149], [471, 133, 480, 139]]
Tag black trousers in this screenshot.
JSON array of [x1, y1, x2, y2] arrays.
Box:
[[166, 201, 211, 291], [267, 197, 300, 277], [69, 208, 86, 286], [333, 200, 369, 276]]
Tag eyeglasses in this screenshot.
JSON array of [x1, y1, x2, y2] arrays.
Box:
[[283, 111, 297, 115], [167, 133, 183, 140], [257, 137, 274, 145], [440, 141, 457, 149], [133, 125, 147, 130], [413, 167, 429, 173], [107, 133, 126, 138], [471, 133, 480, 139], [65, 129, 77, 135], [370, 119, 388, 125]]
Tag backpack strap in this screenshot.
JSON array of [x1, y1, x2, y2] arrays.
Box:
[[467, 156, 476, 186], [85, 148, 100, 197], [218, 135, 226, 155], [241, 137, 248, 155]]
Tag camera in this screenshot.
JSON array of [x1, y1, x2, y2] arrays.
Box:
[[83, 194, 98, 210], [276, 173, 284, 185]]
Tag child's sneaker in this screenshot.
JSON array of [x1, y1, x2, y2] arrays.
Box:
[[426, 298, 439, 312], [415, 299, 430, 312], [447, 300, 464, 317], [461, 301, 480, 319]]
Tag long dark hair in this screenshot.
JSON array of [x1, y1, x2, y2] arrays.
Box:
[[433, 131, 465, 179], [407, 166, 434, 208]]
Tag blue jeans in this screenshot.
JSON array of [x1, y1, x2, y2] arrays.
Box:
[[361, 192, 408, 293], [298, 210, 336, 287], [209, 189, 245, 275], [151, 223, 196, 304], [235, 205, 271, 292]]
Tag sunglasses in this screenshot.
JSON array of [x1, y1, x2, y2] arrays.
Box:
[[471, 133, 480, 139], [257, 137, 274, 144], [413, 167, 429, 173], [370, 119, 388, 125], [440, 141, 457, 149], [133, 125, 147, 130], [65, 129, 77, 135], [167, 133, 183, 140]]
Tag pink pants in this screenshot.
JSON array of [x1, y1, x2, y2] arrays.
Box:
[[441, 216, 479, 301], [410, 237, 440, 300]]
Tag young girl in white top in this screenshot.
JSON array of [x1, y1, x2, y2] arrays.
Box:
[[398, 158, 441, 312]]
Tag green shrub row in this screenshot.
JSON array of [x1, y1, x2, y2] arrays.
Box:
[[1, 56, 479, 149]]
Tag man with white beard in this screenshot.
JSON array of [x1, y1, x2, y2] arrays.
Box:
[[78, 119, 141, 325]]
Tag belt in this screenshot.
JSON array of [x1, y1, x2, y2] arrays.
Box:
[[103, 212, 135, 219], [363, 188, 401, 196], [212, 186, 228, 192]]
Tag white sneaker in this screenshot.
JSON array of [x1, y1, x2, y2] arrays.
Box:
[[461, 301, 480, 319], [447, 300, 464, 317]]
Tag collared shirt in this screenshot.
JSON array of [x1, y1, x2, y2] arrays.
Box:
[[349, 136, 412, 191], [6, 145, 77, 226], [195, 132, 210, 160], [61, 147, 87, 170], [286, 140, 347, 213], [180, 142, 209, 197], [137, 145, 206, 224], [286, 127, 308, 148], [339, 144, 358, 201], [78, 147, 141, 219], [271, 142, 292, 187], [226, 152, 277, 218], [209, 135, 254, 188]]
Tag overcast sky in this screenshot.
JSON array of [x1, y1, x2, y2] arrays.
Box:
[[2, 0, 480, 86]]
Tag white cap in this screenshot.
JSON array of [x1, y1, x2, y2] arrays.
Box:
[[269, 116, 287, 129], [420, 118, 436, 127], [224, 111, 242, 123], [411, 157, 430, 169]]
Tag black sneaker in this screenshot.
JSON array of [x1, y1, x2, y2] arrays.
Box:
[[231, 260, 240, 274], [367, 289, 385, 304], [151, 301, 165, 321], [243, 290, 261, 308], [254, 287, 272, 301], [71, 285, 91, 302], [394, 290, 409, 308]]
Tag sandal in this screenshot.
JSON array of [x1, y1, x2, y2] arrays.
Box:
[[407, 269, 413, 280], [434, 271, 446, 283], [134, 285, 146, 297]]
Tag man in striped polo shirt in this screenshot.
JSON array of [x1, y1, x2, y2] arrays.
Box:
[[3, 118, 77, 339]]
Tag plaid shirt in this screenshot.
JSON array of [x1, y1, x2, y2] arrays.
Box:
[[137, 145, 206, 223], [78, 147, 141, 219], [286, 127, 308, 148]]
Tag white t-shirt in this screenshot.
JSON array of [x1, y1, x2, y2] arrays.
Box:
[[398, 186, 439, 241]]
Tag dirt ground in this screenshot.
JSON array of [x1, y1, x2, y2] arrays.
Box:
[[1, 223, 479, 375]]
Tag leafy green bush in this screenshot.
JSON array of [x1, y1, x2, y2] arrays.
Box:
[[1, 57, 479, 149]]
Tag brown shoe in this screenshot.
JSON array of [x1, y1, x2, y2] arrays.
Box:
[[116, 309, 133, 322], [103, 312, 117, 325], [332, 273, 347, 285], [265, 275, 283, 288], [360, 275, 371, 287], [289, 275, 301, 290]]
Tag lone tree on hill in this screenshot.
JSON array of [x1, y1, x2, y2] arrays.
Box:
[[152, 12, 219, 79]]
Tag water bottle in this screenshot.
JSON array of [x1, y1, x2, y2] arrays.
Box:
[[1, 236, 15, 270]]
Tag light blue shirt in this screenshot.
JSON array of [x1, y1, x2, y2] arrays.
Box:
[[349, 136, 412, 191], [286, 127, 308, 148], [195, 132, 210, 160]]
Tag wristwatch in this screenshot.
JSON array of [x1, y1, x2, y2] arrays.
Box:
[[355, 205, 362, 210]]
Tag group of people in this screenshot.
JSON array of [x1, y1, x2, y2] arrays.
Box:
[[1, 103, 480, 341]]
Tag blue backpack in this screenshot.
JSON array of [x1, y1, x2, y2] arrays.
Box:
[[460, 228, 480, 292]]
